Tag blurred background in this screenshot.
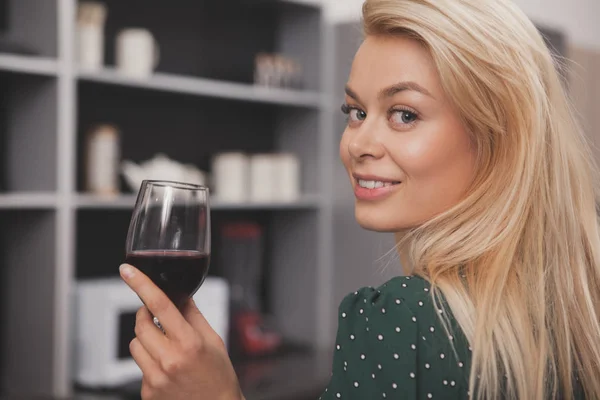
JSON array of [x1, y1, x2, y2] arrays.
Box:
[[0, 0, 597, 399]]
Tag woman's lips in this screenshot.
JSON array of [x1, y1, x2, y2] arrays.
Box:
[[354, 178, 402, 201]]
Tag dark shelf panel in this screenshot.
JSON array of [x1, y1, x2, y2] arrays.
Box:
[[0, 72, 58, 192], [76, 81, 277, 189], [93, 0, 322, 90]]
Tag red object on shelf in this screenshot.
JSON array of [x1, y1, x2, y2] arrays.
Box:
[[233, 310, 282, 357], [221, 222, 262, 239]]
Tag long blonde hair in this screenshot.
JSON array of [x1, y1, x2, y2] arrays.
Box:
[[362, 0, 600, 398]]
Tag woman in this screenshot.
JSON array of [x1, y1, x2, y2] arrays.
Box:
[[119, 0, 600, 398]]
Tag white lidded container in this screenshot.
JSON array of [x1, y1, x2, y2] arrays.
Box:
[[76, 1, 107, 71], [211, 152, 250, 203], [273, 153, 300, 202], [85, 124, 120, 195], [249, 154, 275, 202], [249, 153, 301, 202]]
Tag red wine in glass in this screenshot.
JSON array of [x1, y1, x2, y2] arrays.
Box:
[[125, 250, 210, 309], [125, 180, 210, 310]]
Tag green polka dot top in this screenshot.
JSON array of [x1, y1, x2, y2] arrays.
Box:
[[320, 275, 472, 399], [320, 275, 587, 399]]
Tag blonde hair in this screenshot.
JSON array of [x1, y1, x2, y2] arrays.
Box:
[[362, 0, 600, 398]]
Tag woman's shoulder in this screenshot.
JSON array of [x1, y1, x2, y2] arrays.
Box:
[[338, 275, 436, 321], [322, 275, 472, 399], [337, 275, 469, 352]]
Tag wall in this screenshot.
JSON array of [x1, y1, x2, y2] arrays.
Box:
[[325, 0, 600, 49], [514, 0, 600, 49]]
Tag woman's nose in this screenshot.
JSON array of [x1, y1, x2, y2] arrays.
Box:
[[348, 127, 385, 162]]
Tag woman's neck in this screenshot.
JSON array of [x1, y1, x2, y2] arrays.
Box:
[[394, 231, 414, 276]]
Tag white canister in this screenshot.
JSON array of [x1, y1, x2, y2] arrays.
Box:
[[77, 24, 104, 70], [250, 154, 275, 202], [211, 153, 250, 203], [76, 1, 107, 71], [273, 153, 300, 202], [85, 124, 120, 195], [115, 28, 160, 79]]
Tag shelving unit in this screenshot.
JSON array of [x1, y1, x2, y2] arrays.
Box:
[[0, 193, 58, 209], [75, 194, 322, 210], [78, 68, 324, 108], [0, 54, 59, 76], [0, 0, 337, 398]]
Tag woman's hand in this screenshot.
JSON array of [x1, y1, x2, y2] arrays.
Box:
[[119, 263, 244, 400]]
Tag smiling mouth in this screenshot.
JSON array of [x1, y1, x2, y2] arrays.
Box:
[[356, 179, 402, 189]]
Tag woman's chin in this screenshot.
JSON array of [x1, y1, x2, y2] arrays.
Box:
[[354, 209, 411, 232]]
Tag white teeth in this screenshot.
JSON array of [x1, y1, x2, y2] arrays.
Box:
[[358, 179, 398, 189], [359, 180, 375, 189]]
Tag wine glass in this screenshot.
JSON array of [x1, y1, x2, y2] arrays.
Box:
[[125, 180, 211, 310]]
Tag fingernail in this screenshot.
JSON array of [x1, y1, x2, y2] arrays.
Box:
[[120, 264, 135, 279]]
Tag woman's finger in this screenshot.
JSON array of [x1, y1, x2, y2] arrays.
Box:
[[134, 306, 171, 361], [131, 338, 171, 398], [120, 263, 193, 341], [130, 337, 162, 377], [180, 298, 213, 333]]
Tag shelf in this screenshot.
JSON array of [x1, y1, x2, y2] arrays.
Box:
[[77, 68, 324, 108], [74, 194, 136, 209], [0, 193, 58, 209], [213, 195, 322, 210], [75, 194, 322, 210], [0, 54, 58, 77]]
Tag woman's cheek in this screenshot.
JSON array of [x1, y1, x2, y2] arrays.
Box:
[[339, 131, 352, 167], [392, 125, 464, 179], [389, 135, 439, 177]]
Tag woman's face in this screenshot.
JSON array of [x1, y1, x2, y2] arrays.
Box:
[[340, 35, 476, 231]]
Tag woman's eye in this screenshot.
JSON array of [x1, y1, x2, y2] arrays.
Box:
[[391, 110, 418, 125], [341, 104, 367, 125], [350, 108, 367, 122]]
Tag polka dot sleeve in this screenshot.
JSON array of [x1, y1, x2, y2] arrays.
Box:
[[320, 276, 471, 400]]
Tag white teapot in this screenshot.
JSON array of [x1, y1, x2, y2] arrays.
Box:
[[121, 153, 207, 191]]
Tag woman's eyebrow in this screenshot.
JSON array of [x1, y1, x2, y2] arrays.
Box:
[[380, 81, 434, 99], [344, 81, 435, 102]]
